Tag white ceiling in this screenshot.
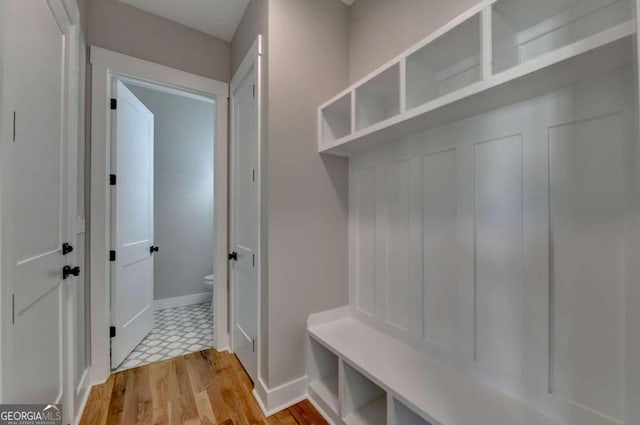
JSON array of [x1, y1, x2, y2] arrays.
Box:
[[118, 0, 354, 42]]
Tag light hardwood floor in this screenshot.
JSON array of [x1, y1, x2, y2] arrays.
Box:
[[79, 349, 328, 425]]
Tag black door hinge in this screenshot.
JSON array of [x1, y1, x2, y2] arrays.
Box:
[[12, 294, 15, 325], [110, 174, 116, 186], [12, 111, 16, 142], [252, 84, 255, 98], [110, 250, 116, 261], [252, 254, 255, 267], [252, 339, 255, 353], [252, 169, 255, 182], [110, 98, 117, 110], [62, 242, 74, 255], [110, 326, 116, 338]]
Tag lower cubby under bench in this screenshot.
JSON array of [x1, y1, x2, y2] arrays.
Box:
[[306, 308, 563, 425]]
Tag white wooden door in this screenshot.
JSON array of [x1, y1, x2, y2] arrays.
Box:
[[1, 0, 77, 409], [230, 62, 259, 382], [110, 81, 155, 369]]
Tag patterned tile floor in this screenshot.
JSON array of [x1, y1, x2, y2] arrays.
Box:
[[113, 302, 214, 373]]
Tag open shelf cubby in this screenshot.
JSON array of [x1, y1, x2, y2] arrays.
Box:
[[492, 0, 633, 73], [343, 362, 387, 425], [390, 399, 433, 425], [406, 13, 482, 110], [321, 92, 352, 145], [355, 64, 400, 131], [308, 336, 340, 414]]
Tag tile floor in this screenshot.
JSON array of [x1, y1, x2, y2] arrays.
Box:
[[113, 301, 214, 373]]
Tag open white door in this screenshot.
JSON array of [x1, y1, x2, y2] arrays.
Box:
[[230, 37, 261, 383], [110, 80, 155, 369]]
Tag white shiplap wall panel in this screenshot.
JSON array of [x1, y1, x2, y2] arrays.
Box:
[[422, 149, 458, 351], [355, 167, 377, 316], [548, 112, 626, 419], [383, 159, 411, 332], [348, 69, 634, 425], [474, 134, 524, 379]]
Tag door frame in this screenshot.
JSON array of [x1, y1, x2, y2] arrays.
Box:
[[89, 47, 229, 384], [229, 35, 264, 387]]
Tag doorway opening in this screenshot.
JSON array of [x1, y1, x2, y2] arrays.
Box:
[[89, 46, 229, 385], [109, 78, 217, 373]]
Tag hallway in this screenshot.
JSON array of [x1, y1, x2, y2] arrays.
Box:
[[81, 349, 327, 424]]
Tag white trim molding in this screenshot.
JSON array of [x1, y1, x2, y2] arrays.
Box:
[[252, 376, 309, 417], [89, 46, 229, 384], [153, 292, 212, 311]]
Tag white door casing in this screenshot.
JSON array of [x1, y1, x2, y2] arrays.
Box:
[[0, 1, 80, 421], [110, 80, 155, 369], [230, 36, 262, 384], [89, 47, 228, 384]]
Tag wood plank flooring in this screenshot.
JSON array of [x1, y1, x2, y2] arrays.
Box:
[[79, 349, 328, 425]]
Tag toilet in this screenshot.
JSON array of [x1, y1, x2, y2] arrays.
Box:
[[204, 274, 214, 290]]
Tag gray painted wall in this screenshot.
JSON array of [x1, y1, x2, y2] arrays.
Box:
[[128, 85, 215, 301], [349, 0, 480, 82], [266, 0, 349, 388], [75, 0, 89, 36], [231, 0, 268, 74], [87, 0, 231, 82]]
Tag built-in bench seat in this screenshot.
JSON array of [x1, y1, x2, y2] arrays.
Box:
[[307, 308, 564, 425]]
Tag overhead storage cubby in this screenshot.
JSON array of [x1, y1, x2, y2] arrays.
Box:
[[355, 64, 400, 131], [390, 399, 433, 425], [318, 0, 635, 156], [492, 0, 633, 73], [406, 13, 482, 109], [320, 92, 352, 145], [343, 362, 387, 425], [308, 336, 340, 415]]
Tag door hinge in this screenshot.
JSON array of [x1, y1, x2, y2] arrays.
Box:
[[12, 111, 16, 142], [252, 169, 255, 182], [252, 339, 255, 353], [252, 84, 255, 98], [110, 326, 116, 338], [252, 254, 255, 267], [110, 174, 117, 186], [110, 250, 116, 261], [62, 242, 74, 255], [110, 98, 117, 110], [11, 294, 15, 325]]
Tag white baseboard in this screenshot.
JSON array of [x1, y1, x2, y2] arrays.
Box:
[[154, 292, 212, 310], [252, 375, 308, 416]]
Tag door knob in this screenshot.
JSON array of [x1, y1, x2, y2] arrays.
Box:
[[63, 265, 81, 280], [228, 251, 238, 261], [150, 246, 159, 254]]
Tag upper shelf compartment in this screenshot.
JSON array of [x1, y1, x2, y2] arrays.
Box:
[[406, 13, 482, 110], [320, 92, 352, 145], [492, 0, 633, 73], [318, 0, 636, 157], [356, 64, 401, 131]]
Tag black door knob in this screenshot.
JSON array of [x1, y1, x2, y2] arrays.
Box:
[[150, 246, 159, 254], [63, 265, 81, 280], [228, 251, 238, 261]]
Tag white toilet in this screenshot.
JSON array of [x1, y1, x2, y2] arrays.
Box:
[[204, 274, 214, 290]]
